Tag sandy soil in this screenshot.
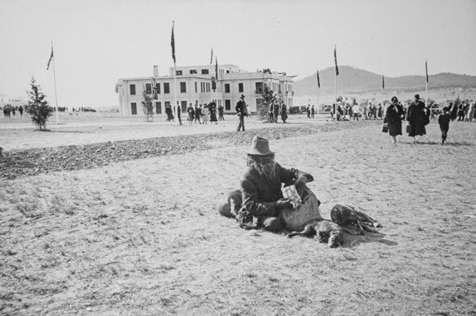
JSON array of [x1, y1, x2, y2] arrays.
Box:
[[0, 115, 475, 315]]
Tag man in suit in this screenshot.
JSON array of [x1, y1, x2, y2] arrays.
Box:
[[236, 94, 247, 131], [236, 136, 314, 232]]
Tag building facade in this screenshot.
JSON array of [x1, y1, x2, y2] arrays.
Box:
[[115, 64, 294, 116]]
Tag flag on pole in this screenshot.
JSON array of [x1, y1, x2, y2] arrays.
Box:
[[334, 45, 339, 76], [171, 23, 176, 64], [46, 46, 54, 70], [210, 48, 213, 64], [382, 75, 385, 90], [215, 56, 218, 80], [316, 69, 320, 89], [425, 60, 429, 83]]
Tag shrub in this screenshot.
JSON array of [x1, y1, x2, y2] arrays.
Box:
[[26, 77, 53, 130]]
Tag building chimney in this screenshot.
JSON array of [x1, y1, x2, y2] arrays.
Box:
[[153, 65, 159, 77]]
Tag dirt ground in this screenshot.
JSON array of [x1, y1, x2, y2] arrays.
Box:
[[0, 114, 475, 315]]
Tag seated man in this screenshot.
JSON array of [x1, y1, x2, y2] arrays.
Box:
[[236, 136, 314, 232]]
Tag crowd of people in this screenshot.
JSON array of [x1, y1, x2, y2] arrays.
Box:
[[164, 101, 226, 126], [381, 94, 476, 144], [2, 105, 24, 118]]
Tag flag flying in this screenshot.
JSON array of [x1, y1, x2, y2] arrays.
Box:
[[46, 46, 54, 70], [425, 60, 428, 83], [210, 48, 213, 64], [215, 56, 218, 80], [316, 69, 320, 89], [171, 23, 176, 64], [382, 75, 385, 90], [334, 45, 339, 76]]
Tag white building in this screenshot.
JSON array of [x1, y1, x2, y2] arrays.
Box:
[[115, 64, 294, 116]]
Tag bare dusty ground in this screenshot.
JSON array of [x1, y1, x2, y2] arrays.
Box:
[[1, 114, 475, 315]]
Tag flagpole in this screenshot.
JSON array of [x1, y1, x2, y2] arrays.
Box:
[[172, 21, 178, 123], [51, 41, 59, 124], [425, 60, 428, 109]]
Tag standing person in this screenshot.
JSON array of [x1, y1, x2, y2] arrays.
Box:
[[194, 102, 201, 124], [18, 105, 24, 117], [273, 101, 280, 123], [202, 104, 209, 125], [311, 105, 315, 119], [165, 105, 174, 122], [218, 103, 225, 121], [209, 102, 218, 124], [176, 102, 182, 125], [236, 94, 247, 131], [438, 107, 451, 144], [352, 103, 360, 121], [268, 102, 274, 123], [406, 94, 428, 143], [384, 96, 405, 144], [280, 101, 288, 123], [307, 104, 311, 118], [187, 103, 195, 124]]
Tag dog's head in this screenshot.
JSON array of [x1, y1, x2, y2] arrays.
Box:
[[331, 204, 365, 235]]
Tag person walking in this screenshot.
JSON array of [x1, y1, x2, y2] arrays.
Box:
[[187, 103, 195, 124], [438, 107, 451, 144], [236, 94, 247, 131], [406, 94, 428, 143], [280, 101, 288, 123], [383, 96, 405, 144], [176, 103, 182, 125], [194, 102, 201, 124]]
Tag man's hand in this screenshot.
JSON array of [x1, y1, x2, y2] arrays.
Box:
[[276, 198, 293, 211], [295, 175, 308, 187]]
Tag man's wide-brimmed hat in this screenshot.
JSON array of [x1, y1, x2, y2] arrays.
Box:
[[240, 94, 245, 98], [248, 136, 274, 156]]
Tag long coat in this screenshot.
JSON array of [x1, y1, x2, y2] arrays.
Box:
[[407, 100, 427, 137], [384, 103, 405, 136]]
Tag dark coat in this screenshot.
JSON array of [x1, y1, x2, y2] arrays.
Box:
[[438, 113, 450, 132], [236, 100, 247, 117], [407, 100, 427, 136], [239, 163, 313, 218], [384, 104, 405, 136]]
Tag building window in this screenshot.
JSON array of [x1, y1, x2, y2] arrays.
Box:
[[201, 69, 209, 75], [129, 84, 136, 95], [255, 82, 263, 94], [225, 83, 230, 93], [155, 83, 161, 94], [155, 102, 161, 114], [190, 69, 197, 74], [206, 82, 210, 92], [176, 70, 183, 76], [164, 82, 170, 94], [131, 102, 137, 115], [180, 82, 186, 93], [225, 99, 231, 111], [145, 83, 151, 94], [195, 82, 197, 93], [181, 101, 187, 112], [238, 83, 244, 93]]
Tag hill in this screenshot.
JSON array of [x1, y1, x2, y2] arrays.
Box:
[[293, 66, 476, 97]]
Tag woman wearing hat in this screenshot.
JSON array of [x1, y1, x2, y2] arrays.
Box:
[[407, 94, 428, 143], [384, 96, 405, 144]]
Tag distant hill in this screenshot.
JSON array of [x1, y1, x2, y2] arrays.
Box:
[[293, 66, 476, 97]]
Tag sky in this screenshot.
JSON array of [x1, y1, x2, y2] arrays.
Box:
[[0, 0, 475, 108]]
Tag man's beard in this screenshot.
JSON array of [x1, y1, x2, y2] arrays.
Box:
[[248, 156, 277, 180]]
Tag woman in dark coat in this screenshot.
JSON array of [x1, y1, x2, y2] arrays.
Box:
[[406, 94, 428, 143], [384, 96, 405, 144]]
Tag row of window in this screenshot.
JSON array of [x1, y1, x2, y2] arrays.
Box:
[[129, 81, 293, 96]]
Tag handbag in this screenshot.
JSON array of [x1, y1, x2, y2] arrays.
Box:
[[382, 124, 389, 133]]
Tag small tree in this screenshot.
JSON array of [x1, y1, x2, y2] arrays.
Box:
[[141, 90, 154, 122], [258, 86, 277, 121], [26, 77, 53, 130]]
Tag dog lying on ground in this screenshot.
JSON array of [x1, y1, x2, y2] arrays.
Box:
[[330, 204, 382, 235], [287, 219, 344, 248]]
